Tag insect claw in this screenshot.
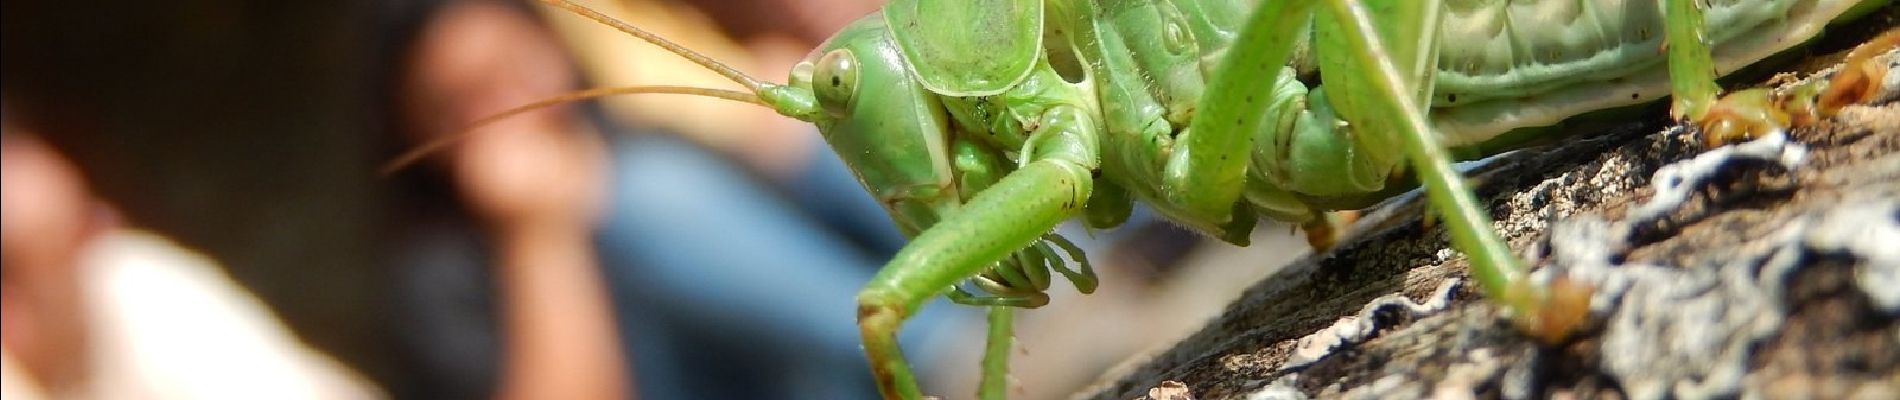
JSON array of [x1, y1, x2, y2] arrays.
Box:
[[1817, 30, 1898, 115], [1040, 234, 1098, 294], [1511, 275, 1595, 345], [1695, 88, 1789, 148], [1699, 30, 1899, 148]]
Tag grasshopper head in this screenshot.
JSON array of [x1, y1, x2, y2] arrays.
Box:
[[770, 13, 958, 237], [774, 14, 1100, 302]]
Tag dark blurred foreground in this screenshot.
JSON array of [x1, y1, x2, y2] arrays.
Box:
[[2, 0, 406, 387], [1, 1, 635, 397]]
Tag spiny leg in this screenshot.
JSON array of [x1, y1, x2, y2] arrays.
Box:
[[1199, 0, 1581, 337], [1308, 0, 1588, 340], [858, 106, 1098, 400], [945, 244, 1077, 400], [978, 306, 1014, 400], [1664, 0, 1721, 123], [959, 238, 1091, 400], [1184, 0, 1561, 331]]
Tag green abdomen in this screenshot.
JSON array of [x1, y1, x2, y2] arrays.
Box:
[[1430, 0, 1877, 147], [1184, 0, 1877, 148]]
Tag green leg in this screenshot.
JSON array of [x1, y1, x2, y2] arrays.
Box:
[[1168, 0, 1438, 244], [978, 306, 1014, 400], [1164, 0, 1318, 228], [1661, 0, 1774, 147], [1312, 0, 1552, 328], [1661, 0, 1874, 147], [1200, 0, 1560, 332], [1664, 0, 1719, 121], [1670, 1, 1897, 147], [858, 106, 1098, 400]]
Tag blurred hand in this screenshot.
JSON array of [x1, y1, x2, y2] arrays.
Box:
[[0, 131, 105, 395], [400, 2, 627, 399], [449, 104, 606, 237], [402, 1, 606, 235]]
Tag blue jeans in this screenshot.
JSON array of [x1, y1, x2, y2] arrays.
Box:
[[595, 133, 967, 400]]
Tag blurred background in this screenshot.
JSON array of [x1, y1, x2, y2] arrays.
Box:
[[0, 0, 1308, 399]]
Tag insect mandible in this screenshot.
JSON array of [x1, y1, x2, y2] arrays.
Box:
[[388, 0, 1898, 398]]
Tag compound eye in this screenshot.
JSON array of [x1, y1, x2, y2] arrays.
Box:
[[812, 49, 858, 116]]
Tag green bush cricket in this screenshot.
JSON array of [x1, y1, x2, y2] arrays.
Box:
[[390, 0, 1896, 398]]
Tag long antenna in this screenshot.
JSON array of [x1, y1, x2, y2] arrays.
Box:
[[384, 0, 784, 175], [539, 0, 769, 91], [381, 86, 760, 175]]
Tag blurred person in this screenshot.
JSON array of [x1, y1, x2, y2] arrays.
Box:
[[3, 0, 997, 398], [428, 0, 982, 398], [1, 124, 382, 399], [389, 1, 956, 399], [1, 125, 96, 398], [4, 0, 631, 397], [594, 130, 978, 400], [3, 0, 409, 392], [386, 0, 628, 398]]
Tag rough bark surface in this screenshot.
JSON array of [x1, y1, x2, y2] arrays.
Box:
[[1079, 37, 1900, 400]]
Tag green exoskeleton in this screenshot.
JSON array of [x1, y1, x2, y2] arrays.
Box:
[[390, 0, 1895, 398]]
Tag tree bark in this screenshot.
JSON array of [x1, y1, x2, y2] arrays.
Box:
[[1081, 33, 1900, 400]]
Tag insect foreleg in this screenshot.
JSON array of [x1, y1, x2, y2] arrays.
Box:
[[1241, 1, 1444, 250], [1218, 2, 1436, 246], [1164, 0, 1318, 237], [857, 106, 1099, 400]]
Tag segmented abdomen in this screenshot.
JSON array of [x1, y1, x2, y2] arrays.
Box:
[[1431, 0, 1871, 146], [1438, 0, 1792, 103]]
